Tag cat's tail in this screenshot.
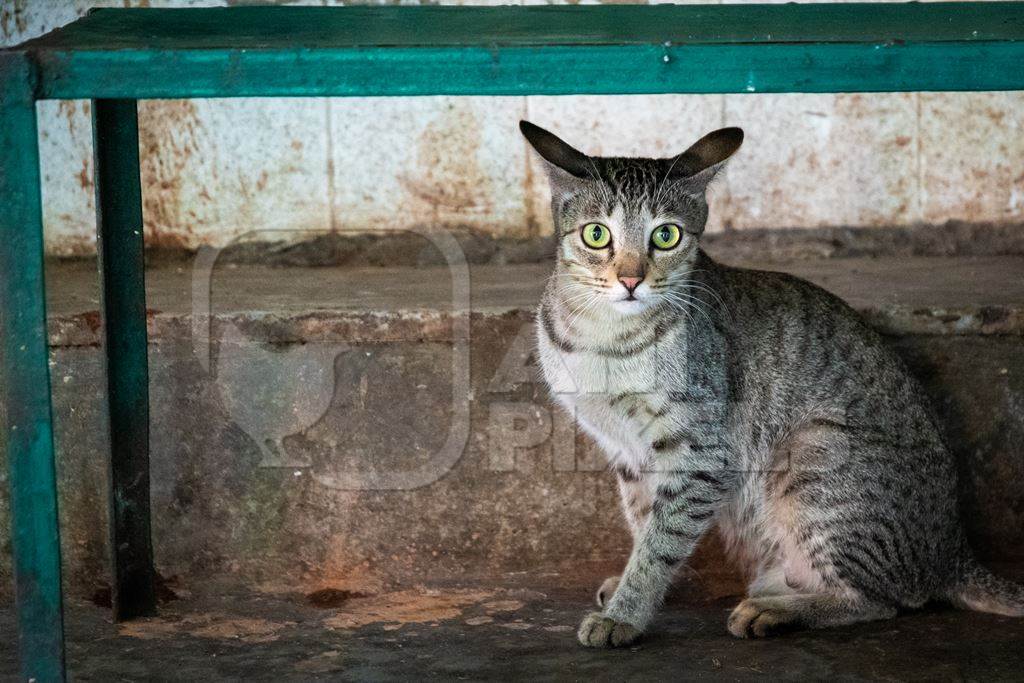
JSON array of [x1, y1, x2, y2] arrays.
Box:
[[948, 553, 1024, 617]]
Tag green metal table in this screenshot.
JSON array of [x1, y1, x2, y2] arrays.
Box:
[[2, 4, 1024, 680]]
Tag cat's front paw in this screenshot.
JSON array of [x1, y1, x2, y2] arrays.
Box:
[[596, 576, 620, 607], [577, 611, 641, 648]]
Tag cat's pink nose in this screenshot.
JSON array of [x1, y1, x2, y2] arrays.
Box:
[[619, 276, 643, 292]]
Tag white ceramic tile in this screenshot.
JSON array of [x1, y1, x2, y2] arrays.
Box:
[[137, 98, 331, 248], [328, 96, 530, 237], [920, 91, 1024, 224], [722, 93, 919, 229], [37, 100, 97, 256]]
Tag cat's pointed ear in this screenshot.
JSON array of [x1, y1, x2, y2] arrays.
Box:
[[520, 120, 596, 196], [667, 127, 744, 187]]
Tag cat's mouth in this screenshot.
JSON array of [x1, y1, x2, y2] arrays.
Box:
[[606, 279, 653, 315], [610, 294, 648, 315]]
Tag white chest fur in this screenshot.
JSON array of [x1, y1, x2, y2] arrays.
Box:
[[536, 320, 679, 473]]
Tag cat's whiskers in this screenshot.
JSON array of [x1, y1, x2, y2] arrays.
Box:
[[673, 268, 725, 295], [562, 290, 604, 333], [560, 289, 599, 310], [558, 278, 600, 309], [658, 293, 697, 329], [668, 286, 716, 318], [664, 275, 732, 322], [659, 290, 713, 329], [656, 281, 718, 326]]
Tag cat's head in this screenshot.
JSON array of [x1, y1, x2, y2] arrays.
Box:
[[520, 120, 742, 316]]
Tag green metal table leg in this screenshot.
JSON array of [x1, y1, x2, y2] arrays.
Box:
[[0, 52, 68, 683], [92, 99, 157, 621]]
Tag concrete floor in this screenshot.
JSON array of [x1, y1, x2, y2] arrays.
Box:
[[3, 576, 1023, 681]]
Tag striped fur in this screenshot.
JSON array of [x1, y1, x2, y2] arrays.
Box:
[[520, 121, 1024, 648]]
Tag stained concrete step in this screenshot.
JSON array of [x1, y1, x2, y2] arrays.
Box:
[[1, 253, 1022, 602], [42, 254, 1024, 343]]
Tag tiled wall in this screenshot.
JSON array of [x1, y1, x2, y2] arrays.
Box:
[[5, 0, 1023, 255]]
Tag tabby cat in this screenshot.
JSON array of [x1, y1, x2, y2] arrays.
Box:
[[521, 120, 1024, 648]]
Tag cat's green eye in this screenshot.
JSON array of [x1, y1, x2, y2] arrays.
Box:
[[651, 223, 682, 250], [581, 223, 611, 249]]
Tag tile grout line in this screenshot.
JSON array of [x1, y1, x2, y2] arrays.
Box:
[[522, 94, 537, 237], [325, 98, 338, 233], [915, 93, 924, 225]]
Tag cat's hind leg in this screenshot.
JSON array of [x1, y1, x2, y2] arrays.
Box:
[[730, 415, 919, 638], [727, 594, 896, 638]]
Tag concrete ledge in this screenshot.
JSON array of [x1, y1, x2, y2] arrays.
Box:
[[42, 255, 1024, 346], [1, 254, 1022, 600]]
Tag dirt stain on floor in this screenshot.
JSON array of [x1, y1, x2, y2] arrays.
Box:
[[482, 599, 524, 613], [117, 588, 536, 642], [306, 587, 368, 608], [294, 650, 344, 674], [322, 588, 495, 630], [120, 613, 294, 644], [117, 620, 179, 640]]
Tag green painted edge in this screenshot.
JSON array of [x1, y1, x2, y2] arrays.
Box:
[[31, 41, 1024, 99], [0, 51, 67, 683], [21, 3, 1024, 50]]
